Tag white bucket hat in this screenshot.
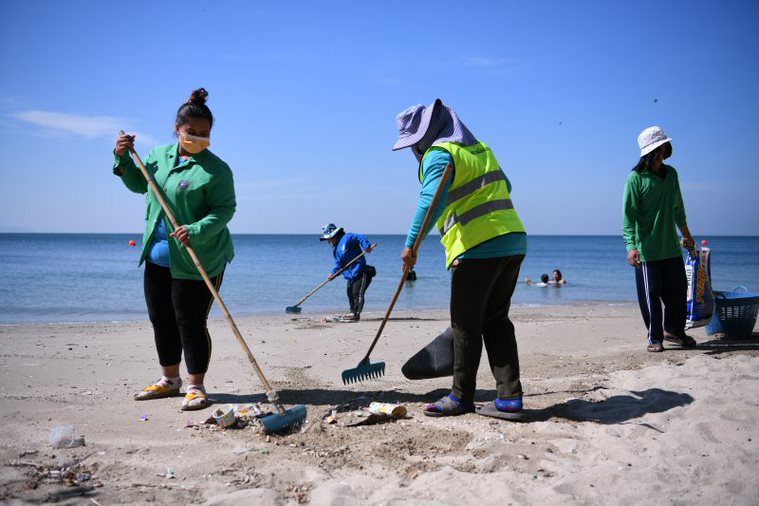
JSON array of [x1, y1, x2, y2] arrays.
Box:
[[638, 126, 672, 157]]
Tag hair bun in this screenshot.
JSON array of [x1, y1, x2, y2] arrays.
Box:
[[187, 88, 209, 106]]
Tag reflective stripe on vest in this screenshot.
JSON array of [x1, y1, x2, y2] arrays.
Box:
[[440, 198, 514, 235], [446, 170, 507, 205], [421, 141, 525, 268]]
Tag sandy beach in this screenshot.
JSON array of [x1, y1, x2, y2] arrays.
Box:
[[1, 303, 758, 505]]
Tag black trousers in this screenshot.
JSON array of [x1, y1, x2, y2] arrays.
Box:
[[347, 265, 375, 315], [144, 261, 223, 374], [450, 255, 524, 401], [634, 256, 687, 344]]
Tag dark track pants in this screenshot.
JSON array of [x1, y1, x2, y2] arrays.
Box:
[[634, 256, 687, 345], [144, 261, 223, 374], [450, 255, 524, 401], [347, 266, 375, 316]]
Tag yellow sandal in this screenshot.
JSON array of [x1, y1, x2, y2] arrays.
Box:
[[181, 386, 208, 411], [134, 378, 182, 401]]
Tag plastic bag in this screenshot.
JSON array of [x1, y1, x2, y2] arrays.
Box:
[[401, 327, 454, 380], [49, 425, 85, 448], [685, 247, 715, 328]]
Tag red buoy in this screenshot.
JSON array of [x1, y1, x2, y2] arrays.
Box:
[[129, 239, 137, 247], [701, 239, 708, 246]]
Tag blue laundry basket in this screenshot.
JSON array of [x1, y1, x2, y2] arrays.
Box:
[[706, 286, 759, 339]]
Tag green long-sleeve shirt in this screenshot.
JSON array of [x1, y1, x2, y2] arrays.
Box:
[[622, 164, 687, 262], [113, 143, 236, 280]]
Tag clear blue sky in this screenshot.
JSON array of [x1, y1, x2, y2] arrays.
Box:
[[1, 1, 757, 235]]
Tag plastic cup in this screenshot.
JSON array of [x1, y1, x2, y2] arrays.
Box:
[[212, 404, 236, 428], [49, 425, 81, 448]]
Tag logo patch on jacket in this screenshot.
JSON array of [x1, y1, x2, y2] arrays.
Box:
[[177, 179, 191, 191]]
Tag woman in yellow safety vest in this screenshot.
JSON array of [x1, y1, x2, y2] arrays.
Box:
[[393, 99, 528, 420]]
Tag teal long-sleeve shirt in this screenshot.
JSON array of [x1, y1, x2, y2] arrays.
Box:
[[622, 164, 687, 262], [113, 143, 236, 280], [405, 147, 527, 261]]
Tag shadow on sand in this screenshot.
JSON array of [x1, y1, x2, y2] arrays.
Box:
[[208, 333, 759, 424], [545, 388, 694, 425], [209, 386, 695, 427], [697, 333, 759, 354]]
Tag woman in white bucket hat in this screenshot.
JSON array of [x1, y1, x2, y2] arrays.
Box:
[[623, 126, 697, 352]]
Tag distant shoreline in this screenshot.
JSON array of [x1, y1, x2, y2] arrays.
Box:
[[0, 300, 640, 326]]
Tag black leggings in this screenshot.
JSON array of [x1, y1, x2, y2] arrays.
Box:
[[450, 255, 524, 401], [143, 261, 223, 375], [347, 266, 375, 315]]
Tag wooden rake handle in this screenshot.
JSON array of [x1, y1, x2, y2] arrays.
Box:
[[361, 163, 453, 361], [119, 132, 280, 405]]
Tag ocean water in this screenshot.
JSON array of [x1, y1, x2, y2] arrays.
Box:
[[1, 234, 758, 323]]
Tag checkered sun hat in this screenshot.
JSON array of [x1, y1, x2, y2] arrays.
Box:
[[392, 99, 477, 151]]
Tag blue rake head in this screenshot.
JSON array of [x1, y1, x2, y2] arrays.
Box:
[[259, 404, 307, 434]]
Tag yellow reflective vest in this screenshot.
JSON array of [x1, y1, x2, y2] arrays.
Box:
[[420, 141, 526, 268]]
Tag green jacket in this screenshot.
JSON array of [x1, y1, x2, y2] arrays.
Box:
[[113, 144, 236, 280], [622, 164, 686, 262]]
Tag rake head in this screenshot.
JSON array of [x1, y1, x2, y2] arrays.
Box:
[[259, 404, 307, 434], [285, 305, 302, 314], [341, 358, 386, 384]]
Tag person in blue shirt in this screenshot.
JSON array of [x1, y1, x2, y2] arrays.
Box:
[[320, 224, 376, 322]]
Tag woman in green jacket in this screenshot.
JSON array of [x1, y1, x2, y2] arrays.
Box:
[[623, 126, 696, 353], [113, 88, 236, 410]]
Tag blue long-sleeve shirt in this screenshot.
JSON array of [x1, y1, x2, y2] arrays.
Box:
[[332, 232, 372, 281], [405, 147, 527, 261]]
